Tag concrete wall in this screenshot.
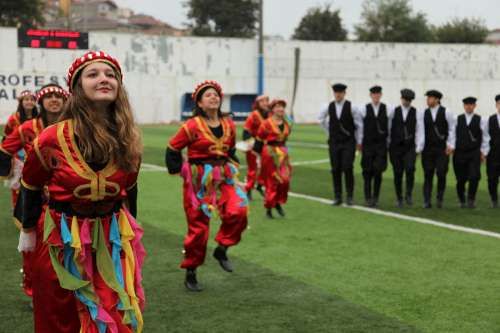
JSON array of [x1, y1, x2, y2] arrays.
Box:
[[1, 26, 500, 124]]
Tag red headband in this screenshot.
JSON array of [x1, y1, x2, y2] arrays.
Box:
[[269, 99, 287, 110], [17, 90, 36, 100], [67, 51, 122, 93], [36, 86, 69, 102], [192, 80, 223, 101]]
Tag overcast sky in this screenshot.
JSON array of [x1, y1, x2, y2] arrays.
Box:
[[114, 0, 497, 39]]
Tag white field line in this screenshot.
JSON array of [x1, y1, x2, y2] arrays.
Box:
[[140, 161, 500, 240], [289, 192, 500, 240], [288, 141, 328, 149]]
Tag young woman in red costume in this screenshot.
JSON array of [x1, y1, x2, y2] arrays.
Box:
[[17, 51, 145, 333], [242, 95, 269, 199], [1, 90, 38, 208], [253, 99, 292, 219], [166, 80, 248, 292], [1, 84, 66, 300]]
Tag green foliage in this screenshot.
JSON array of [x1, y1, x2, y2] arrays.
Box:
[[184, 0, 259, 38], [292, 4, 347, 41], [355, 0, 434, 43], [0, 0, 45, 28], [433, 17, 489, 44]]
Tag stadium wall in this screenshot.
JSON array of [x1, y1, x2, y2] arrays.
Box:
[[1, 27, 500, 124]]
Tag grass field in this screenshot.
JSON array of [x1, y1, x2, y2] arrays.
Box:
[[1, 124, 500, 332]]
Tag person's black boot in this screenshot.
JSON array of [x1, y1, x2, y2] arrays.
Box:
[[247, 190, 253, 201], [436, 200, 443, 209], [256, 184, 264, 197], [492, 200, 499, 208], [332, 197, 343, 206], [423, 201, 432, 209], [346, 196, 353, 206], [460, 201, 466, 209], [405, 195, 413, 206], [185, 269, 202, 292], [213, 246, 233, 272], [467, 200, 476, 209], [275, 204, 285, 217], [266, 208, 274, 219], [396, 199, 404, 208]]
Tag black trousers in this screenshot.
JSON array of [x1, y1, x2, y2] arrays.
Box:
[[453, 151, 481, 203], [487, 154, 500, 202], [389, 145, 416, 201], [361, 143, 387, 200], [421, 147, 449, 202], [328, 140, 355, 199]]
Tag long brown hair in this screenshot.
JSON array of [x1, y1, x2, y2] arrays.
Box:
[[16, 96, 38, 124], [59, 74, 142, 172]]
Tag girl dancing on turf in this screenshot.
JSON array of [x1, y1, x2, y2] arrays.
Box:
[[1, 90, 38, 208], [17, 51, 145, 332], [1, 85, 67, 301], [253, 99, 292, 218], [166, 80, 248, 292], [242, 95, 269, 199]]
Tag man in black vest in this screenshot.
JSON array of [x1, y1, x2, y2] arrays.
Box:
[[319, 83, 362, 206], [388, 89, 424, 207], [422, 90, 455, 208], [487, 95, 500, 208], [359, 85, 388, 207], [452, 97, 489, 208]]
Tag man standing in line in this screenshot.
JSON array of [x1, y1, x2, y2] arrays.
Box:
[[487, 95, 500, 208], [319, 83, 363, 206], [421, 90, 455, 208], [388, 89, 425, 207], [358, 85, 389, 208], [451, 97, 489, 208]]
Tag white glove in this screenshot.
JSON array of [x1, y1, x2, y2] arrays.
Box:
[[18, 231, 36, 253]]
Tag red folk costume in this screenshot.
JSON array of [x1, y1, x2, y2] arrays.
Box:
[[254, 101, 292, 209], [18, 52, 145, 333], [243, 96, 268, 193], [1, 90, 38, 207], [167, 81, 248, 270]]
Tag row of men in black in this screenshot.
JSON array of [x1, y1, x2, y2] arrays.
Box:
[[319, 83, 500, 208]]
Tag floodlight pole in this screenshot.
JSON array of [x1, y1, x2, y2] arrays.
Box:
[[257, 0, 264, 95]]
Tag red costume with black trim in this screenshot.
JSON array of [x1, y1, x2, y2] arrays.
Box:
[[21, 119, 145, 333], [168, 115, 248, 269], [256, 118, 292, 209], [243, 109, 267, 192]]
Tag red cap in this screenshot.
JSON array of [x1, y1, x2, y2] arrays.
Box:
[[67, 51, 122, 93], [17, 90, 36, 100], [36, 86, 69, 102], [192, 80, 223, 101]]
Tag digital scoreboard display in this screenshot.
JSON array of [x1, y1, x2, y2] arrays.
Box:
[[17, 28, 89, 50]]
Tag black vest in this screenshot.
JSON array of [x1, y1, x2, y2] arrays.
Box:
[[328, 100, 355, 143], [424, 106, 448, 150], [489, 114, 500, 157], [363, 103, 388, 145], [390, 106, 416, 148], [455, 114, 482, 153]]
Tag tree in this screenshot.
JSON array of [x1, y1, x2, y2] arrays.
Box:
[[0, 0, 45, 28], [355, 0, 433, 43], [292, 4, 347, 41], [184, 0, 259, 38], [433, 18, 488, 44]]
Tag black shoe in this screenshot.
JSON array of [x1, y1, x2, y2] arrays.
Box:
[[247, 190, 253, 201], [492, 200, 498, 208], [346, 197, 353, 206], [436, 200, 443, 209], [396, 199, 404, 208], [266, 208, 274, 218], [332, 198, 343, 206], [460, 201, 466, 209], [275, 204, 285, 217], [467, 200, 476, 209], [185, 269, 203, 292], [364, 199, 372, 207], [213, 246, 233, 272], [423, 201, 432, 209], [371, 199, 379, 208], [405, 195, 413, 206], [256, 185, 264, 197]]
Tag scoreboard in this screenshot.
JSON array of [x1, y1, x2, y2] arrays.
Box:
[[17, 28, 89, 50]]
